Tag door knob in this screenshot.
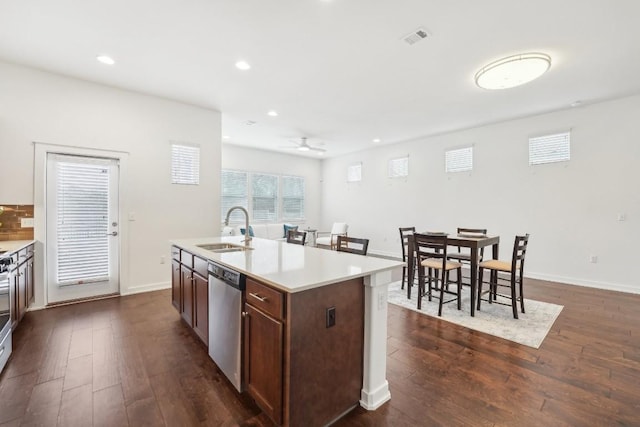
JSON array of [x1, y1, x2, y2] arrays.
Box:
[[107, 231, 118, 236]]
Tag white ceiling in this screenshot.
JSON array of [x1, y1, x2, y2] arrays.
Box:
[[1, 0, 639, 158]]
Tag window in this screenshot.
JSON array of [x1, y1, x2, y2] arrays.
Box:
[[529, 131, 571, 165], [171, 143, 200, 185], [281, 176, 305, 220], [222, 170, 305, 223], [251, 174, 278, 222], [221, 170, 248, 222], [388, 156, 409, 178], [445, 146, 473, 173], [347, 163, 362, 182]]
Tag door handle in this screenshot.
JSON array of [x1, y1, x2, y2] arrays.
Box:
[[106, 231, 118, 236]]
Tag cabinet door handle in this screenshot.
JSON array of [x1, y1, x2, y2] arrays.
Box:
[[241, 311, 248, 318], [249, 292, 267, 302], [0, 345, 4, 358]]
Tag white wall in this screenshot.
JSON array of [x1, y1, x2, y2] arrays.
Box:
[[320, 95, 640, 294], [0, 61, 221, 305], [222, 144, 323, 229]]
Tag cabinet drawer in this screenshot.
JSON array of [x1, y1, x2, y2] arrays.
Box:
[[171, 246, 181, 261], [246, 279, 283, 320], [180, 250, 193, 268], [193, 256, 208, 278]]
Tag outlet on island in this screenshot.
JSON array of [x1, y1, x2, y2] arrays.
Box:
[[326, 306, 336, 328]]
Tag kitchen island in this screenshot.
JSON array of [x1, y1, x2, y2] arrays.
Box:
[[170, 236, 403, 427]]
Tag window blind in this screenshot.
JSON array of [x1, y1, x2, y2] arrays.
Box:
[[56, 162, 110, 285], [347, 163, 362, 182], [388, 157, 409, 178], [171, 144, 200, 185], [445, 146, 473, 173], [221, 170, 248, 222], [251, 174, 278, 221], [529, 131, 570, 165], [282, 176, 305, 220]]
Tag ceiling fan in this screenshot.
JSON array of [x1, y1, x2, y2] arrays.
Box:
[[281, 137, 326, 154]]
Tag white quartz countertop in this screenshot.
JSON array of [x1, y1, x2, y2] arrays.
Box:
[[170, 236, 403, 293], [0, 240, 35, 258]]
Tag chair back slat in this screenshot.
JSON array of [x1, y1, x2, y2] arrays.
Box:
[[413, 233, 449, 267], [399, 227, 415, 261], [287, 229, 307, 245], [511, 234, 530, 271], [336, 236, 369, 255]]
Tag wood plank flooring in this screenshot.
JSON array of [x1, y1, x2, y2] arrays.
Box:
[[1, 278, 639, 426]]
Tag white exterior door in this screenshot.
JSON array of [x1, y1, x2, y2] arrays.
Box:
[[46, 154, 120, 303]]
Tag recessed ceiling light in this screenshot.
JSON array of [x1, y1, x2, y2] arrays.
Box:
[[222, 135, 230, 139], [475, 53, 551, 90], [235, 61, 251, 70], [372, 138, 381, 143], [267, 110, 278, 117], [570, 101, 582, 108], [96, 55, 115, 65]]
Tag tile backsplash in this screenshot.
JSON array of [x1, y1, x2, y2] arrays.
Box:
[[0, 204, 34, 241]]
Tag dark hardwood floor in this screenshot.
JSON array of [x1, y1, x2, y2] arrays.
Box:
[[1, 278, 639, 426]]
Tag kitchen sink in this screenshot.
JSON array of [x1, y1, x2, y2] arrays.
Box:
[[196, 243, 253, 253]]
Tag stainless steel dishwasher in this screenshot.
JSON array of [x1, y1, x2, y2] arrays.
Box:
[[208, 261, 246, 392]]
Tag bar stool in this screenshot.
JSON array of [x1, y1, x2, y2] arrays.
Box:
[[398, 227, 415, 290]]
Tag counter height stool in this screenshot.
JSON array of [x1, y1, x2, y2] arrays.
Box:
[[413, 233, 463, 317], [477, 234, 530, 319], [286, 230, 307, 245]]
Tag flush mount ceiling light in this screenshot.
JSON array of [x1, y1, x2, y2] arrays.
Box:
[[235, 60, 251, 70], [475, 53, 551, 90], [267, 110, 278, 117], [96, 55, 115, 65]]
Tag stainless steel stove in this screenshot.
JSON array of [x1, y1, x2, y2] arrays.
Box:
[[0, 259, 13, 373]]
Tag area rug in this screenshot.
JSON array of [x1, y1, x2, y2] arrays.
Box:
[[387, 281, 563, 348]]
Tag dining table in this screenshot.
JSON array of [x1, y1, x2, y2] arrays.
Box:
[[406, 232, 500, 317]]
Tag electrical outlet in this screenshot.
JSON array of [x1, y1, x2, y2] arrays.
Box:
[[589, 255, 598, 263], [21, 218, 34, 228], [617, 213, 626, 221], [160, 256, 166, 264], [326, 307, 336, 328]]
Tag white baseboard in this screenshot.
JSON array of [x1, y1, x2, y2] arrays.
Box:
[[526, 271, 640, 295], [121, 281, 171, 296]]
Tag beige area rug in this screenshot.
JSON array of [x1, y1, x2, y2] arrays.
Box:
[[387, 281, 563, 348]]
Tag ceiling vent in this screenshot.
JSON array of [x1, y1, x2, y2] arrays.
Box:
[[403, 28, 429, 45]]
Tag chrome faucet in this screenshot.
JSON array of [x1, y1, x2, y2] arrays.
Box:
[[224, 206, 251, 245]]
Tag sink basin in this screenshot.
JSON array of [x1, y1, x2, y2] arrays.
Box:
[[196, 243, 253, 253]]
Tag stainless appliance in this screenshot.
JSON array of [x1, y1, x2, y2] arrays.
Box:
[[208, 261, 245, 392], [0, 257, 13, 374]]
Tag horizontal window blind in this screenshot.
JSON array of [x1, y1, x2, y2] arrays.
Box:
[[171, 144, 200, 185], [56, 162, 110, 285], [221, 170, 248, 222], [388, 157, 409, 178], [252, 173, 278, 222], [445, 146, 473, 173], [282, 176, 305, 220], [347, 163, 362, 182], [529, 131, 570, 165]]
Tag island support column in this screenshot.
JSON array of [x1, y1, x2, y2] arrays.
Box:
[[360, 270, 392, 410]]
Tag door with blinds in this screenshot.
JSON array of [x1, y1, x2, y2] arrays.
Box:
[[46, 154, 120, 303]]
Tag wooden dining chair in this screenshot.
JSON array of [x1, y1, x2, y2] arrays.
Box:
[[477, 234, 530, 319], [448, 227, 487, 285], [336, 236, 369, 256], [286, 229, 307, 245], [398, 227, 416, 290], [413, 233, 463, 316]]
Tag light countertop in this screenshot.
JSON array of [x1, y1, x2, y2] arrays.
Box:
[[170, 236, 403, 293], [0, 240, 35, 258]]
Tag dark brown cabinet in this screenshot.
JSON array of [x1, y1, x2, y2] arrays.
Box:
[[8, 243, 35, 329], [243, 276, 364, 427], [170, 246, 208, 346], [244, 280, 284, 425]]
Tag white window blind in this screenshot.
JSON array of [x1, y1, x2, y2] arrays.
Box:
[[445, 146, 473, 173], [56, 162, 110, 285], [281, 176, 305, 220], [251, 173, 278, 221], [171, 144, 200, 185], [388, 157, 409, 178], [221, 170, 248, 222], [529, 131, 571, 165], [347, 163, 362, 182]]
